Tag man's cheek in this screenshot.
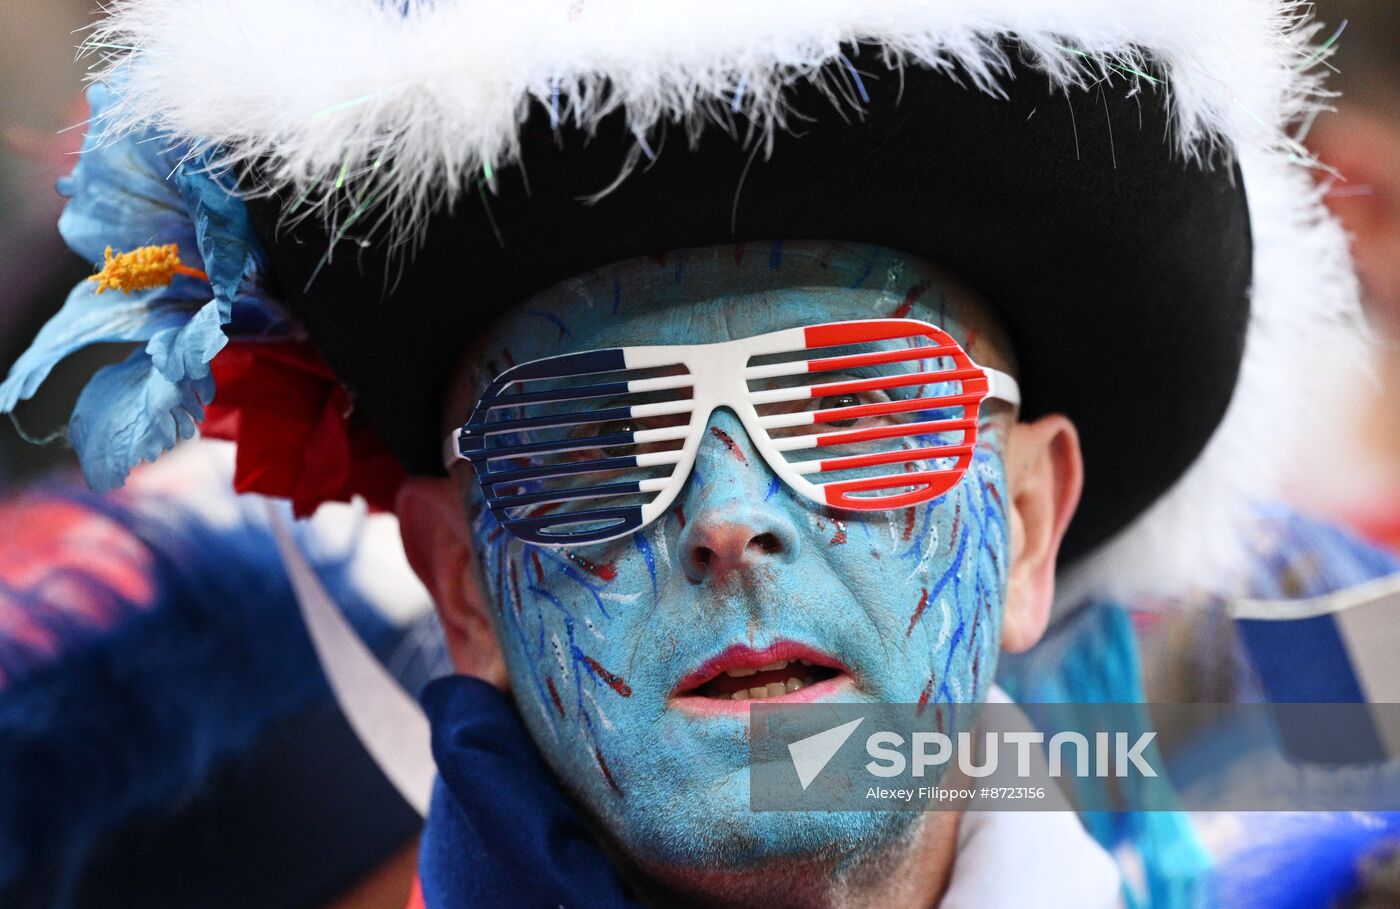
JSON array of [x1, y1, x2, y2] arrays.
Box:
[[832, 450, 1008, 705], [472, 515, 658, 797]]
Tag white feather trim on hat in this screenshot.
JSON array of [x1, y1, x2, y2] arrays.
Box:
[[81, 0, 1366, 603], [90, 0, 1317, 234]]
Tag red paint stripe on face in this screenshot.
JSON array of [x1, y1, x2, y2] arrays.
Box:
[[531, 549, 545, 584], [891, 282, 928, 319], [986, 482, 1004, 514], [546, 675, 566, 718], [709, 426, 748, 463], [674, 506, 686, 529], [595, 748, 625, 796], [916, 674, 935, 716], [567, 551, 617, 581], [905, 588, 930, 637], [902, 507, 917, 541], [829, 520, 848, 546], [584, 655, 633, 697]]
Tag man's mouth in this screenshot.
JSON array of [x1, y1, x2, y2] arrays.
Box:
[[670, 642, 852, 713]]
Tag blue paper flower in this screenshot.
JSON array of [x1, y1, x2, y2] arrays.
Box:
[[0, 79, 291, 491]]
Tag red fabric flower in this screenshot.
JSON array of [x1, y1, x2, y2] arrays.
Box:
[[202, 341, 405, 517]]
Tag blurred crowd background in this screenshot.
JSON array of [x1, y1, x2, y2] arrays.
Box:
[[0, 0, 96, 485]]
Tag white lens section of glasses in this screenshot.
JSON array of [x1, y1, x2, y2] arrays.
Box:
[[635, 450, 685, 468], [629, 399, 694, 419], [743, 360, 817, 381], [632, 425, 694, 445], [747, 385, 820, 406], [757, 411, 818, 430], [625, 374, 695, 393]]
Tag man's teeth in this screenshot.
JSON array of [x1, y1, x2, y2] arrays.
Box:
[[723, 658, 810, 679], [729, 675, 817, 700]]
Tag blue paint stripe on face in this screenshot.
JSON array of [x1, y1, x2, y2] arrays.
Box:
[[633, 533, 657, 598], [490, 479, 644, 510], [465, 428, 638, 461], [479, 453, 642, 487], [464, 405, 634, 439], [521, 308, 575, 338], [506, 505, 644, 544]]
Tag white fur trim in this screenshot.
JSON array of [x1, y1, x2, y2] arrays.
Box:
[[90, 0, 1320, 235], [82, 0, 1366, 602]]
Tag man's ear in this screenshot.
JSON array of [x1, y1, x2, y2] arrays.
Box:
[[1001, 414, 1083, 653], [396, 475, 509, 687]]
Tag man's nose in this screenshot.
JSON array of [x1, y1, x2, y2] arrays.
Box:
[[676, 411, 801, 582], [679, 509, 801, 581]]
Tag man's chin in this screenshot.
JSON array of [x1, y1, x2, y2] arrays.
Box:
[[613, 767, 920, 873]]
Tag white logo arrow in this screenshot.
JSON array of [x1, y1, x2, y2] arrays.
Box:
[[788, 717, 865, 790]]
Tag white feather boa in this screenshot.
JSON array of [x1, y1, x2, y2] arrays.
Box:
[[81, 0, 1365, 604]]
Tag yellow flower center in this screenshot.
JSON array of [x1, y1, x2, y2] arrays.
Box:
[[88, 244, 209, 294]]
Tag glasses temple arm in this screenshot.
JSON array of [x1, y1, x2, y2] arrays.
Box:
[[985, 368, 1020, 410]]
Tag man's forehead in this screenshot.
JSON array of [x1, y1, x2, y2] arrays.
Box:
[[473, 241, 1014, 370]]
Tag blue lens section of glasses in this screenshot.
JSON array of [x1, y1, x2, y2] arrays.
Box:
[[505, 505, 646, 545], [478, 453, 649, 487], [486, 347, 629, 384], [456, 347, 654, 545]]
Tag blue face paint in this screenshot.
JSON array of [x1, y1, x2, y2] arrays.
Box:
[[460, 241, 1010, 875]]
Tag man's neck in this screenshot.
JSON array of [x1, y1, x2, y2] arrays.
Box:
[[620, 811, 962, 909]]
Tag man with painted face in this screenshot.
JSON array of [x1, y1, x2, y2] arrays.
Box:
[[396, 242, 1091, 906], [0, 2, 1366, 908]]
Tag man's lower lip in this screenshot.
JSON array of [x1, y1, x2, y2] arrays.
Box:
[[669, 674, 853, 715]]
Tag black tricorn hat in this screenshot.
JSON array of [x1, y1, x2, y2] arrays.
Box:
[[246, 47, 1252, 569]]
